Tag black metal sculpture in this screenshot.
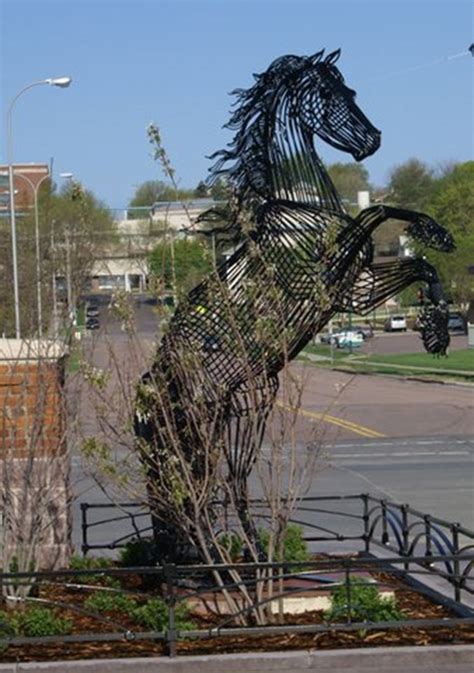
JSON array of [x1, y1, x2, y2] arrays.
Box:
[[135, 50, 454, 560]]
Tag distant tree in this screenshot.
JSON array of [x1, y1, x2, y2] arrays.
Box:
[[327, 162, 371, 206], [148, 238, 212, 296], [194, 181, 210, 198], [424, 161, 474, 307], [128, 180, 194, 218], [0, 180, 115, 337], [210, 177, 231, 201], [387, 158, 435, 210]]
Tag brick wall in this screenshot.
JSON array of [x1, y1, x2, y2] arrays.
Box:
[[0, 348, 72, 570]]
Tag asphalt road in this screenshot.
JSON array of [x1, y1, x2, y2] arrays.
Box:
[[72, 296, 473, 555], [72, 433, 473, 554]]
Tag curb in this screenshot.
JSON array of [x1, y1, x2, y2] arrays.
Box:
[[1, 644, 473, 673]]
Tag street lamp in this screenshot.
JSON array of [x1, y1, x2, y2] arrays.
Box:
[[6, 76, 72, 339], [60, 172, 75, 324], [10, 171, 51, 337]]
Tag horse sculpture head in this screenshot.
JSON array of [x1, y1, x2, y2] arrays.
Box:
[[208, 49, 381, 208], [292, 49, 381, 161]]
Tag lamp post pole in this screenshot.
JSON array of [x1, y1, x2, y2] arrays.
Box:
[[12, 172, 51, 337], [6, 76, 72, 338]]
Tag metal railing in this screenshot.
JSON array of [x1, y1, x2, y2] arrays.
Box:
[[79, 494, 474, 600], [0, 553, 473, 657]]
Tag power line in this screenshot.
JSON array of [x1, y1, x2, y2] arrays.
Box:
[[365, 46, 472, 84]]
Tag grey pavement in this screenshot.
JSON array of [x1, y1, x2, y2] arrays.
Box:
[[1, 645, 473, 672]]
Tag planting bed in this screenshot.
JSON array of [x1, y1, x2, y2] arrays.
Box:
[[0, 567, 473, 663]]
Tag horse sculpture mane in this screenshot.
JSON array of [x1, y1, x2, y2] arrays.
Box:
[[136, 49, 454, 562], [204, 49, 350, 236]]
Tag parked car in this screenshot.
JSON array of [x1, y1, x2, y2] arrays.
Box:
[[448, 314, 467, 335], [335, 331, 364, 349], [202, 335, 221, 352], [320, 330, 341, 344], [384, 315, 407, 332], [85, 317, 100, 330], [321, 324, 373, 343], [86, 304, 99, 318], [356, 323, 374, 340]]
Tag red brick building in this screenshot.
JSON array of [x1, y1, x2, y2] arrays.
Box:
[[0, 163, 50, 214]]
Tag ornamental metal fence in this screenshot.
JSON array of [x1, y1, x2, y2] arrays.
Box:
[[0, 494, 471, 658], [79, 494, 474, 603], [0, 554, 473, 657]]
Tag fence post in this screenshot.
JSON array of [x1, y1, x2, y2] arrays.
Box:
[[451, 523, 461, 602], [344, 563, 352, 623], [362, 494, 370, 553], [381, 500, 389, 545], [401, 505, 409, 573], [424, 515, 432, 561], [80, 503, 89, 557], [164, 563, 177, 657]]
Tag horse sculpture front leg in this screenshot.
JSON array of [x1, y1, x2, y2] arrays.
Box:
[[346, 205, 453, 355], [355, 205, 455, 253]]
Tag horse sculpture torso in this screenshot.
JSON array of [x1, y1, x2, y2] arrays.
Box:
[[136, 50, 454, 561]]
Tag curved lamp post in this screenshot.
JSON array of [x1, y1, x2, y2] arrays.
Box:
[[11, 171, 51, 337], [7, 76, 72, 338]]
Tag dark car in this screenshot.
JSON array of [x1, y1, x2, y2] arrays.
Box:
[[448, 314, 467, 335], [357, 324, 374, 340], [86, 304, 99, 318], [202, 335, 220, 352], [86, 317, 100, 330]]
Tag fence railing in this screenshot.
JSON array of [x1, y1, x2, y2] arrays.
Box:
[[79, 494, 474, 601], [0, 553, 473, 657]]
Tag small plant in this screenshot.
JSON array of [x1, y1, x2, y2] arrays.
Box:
[[0, 611, 16, 653], [133, 597, 194, 632], [325, 577, 405, 623], [217, 532, 243, 562], [119, 537, 159, 567], [69, 554, 119, 587], [12, 607, 72, 638], [69, 554, 111, 571], [259, 523, 311, 563], [84, 591, 137, 615]]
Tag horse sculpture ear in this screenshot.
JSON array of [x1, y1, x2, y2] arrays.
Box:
[[325, 49, 341, 65], [311, 49, 325, 63]]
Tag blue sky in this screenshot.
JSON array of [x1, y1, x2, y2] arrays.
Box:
[[2, 0, 473, 207]]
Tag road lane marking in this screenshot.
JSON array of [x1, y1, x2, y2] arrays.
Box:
[[331, 439, 474, 449], [331, 450, 470, 459], [276, 402, 386, 438]]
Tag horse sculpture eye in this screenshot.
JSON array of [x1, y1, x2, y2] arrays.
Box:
[[320, 86, 332, 101]]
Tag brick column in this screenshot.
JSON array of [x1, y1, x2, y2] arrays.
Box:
[[0, 339, 72, 570]]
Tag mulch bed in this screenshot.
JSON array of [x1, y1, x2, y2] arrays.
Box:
[[1, 568, 473, 663]]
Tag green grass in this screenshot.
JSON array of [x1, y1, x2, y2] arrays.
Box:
[[67, 349, 81, 373], [364, 349, 474, 372], [301, 345, 474, 381]]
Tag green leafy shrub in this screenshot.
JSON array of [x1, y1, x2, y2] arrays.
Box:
[[259, 523, 311, 563], [12, 607, 72, 638], [325, 577, 405, 623], [217, 532, 243, 561], [69, 554, 111, 571], [132, 597, 194, 632], [119, 538, 159, 567], [0, 611, 16, 653], [84, 591, 137, 615], [69, 554, 119, 587]]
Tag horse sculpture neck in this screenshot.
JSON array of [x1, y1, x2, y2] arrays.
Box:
[[266, 106, 345, 213]]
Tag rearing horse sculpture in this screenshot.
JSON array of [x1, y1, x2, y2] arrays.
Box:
[[135, 50, 454, 560]]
